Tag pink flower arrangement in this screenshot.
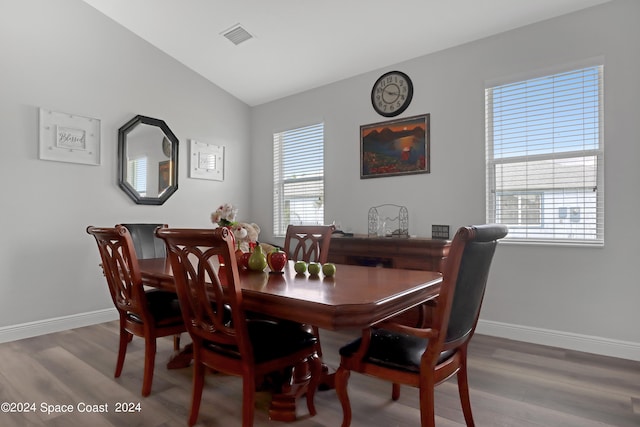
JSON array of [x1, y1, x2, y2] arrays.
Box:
[[211, 203, 238, 227]]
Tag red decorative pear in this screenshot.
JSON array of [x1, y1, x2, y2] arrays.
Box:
[[239, 252, 252, 270], [235, 248, 244, 266]]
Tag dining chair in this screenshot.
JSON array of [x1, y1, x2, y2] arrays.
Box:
[[120, 223, 168, 259], [334, 224, 508, 427], [283, 224, 336, 264], [120, 223, 182, 351], [155, 227, 322, 427], [86, 225, 186, 397], [283, 224, 335, 350]]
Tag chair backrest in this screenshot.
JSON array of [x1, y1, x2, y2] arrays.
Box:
[[155, 228, 252, 360], [433, 224, 508, 351], [87, 225, 150, 320], [284, 224, 336, 263], [120, 223, 167, 259]]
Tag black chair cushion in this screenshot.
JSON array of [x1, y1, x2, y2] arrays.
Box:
[[203, 319, 317, 363], [339, 328, 454, 373], [128, 289, 183, 327]]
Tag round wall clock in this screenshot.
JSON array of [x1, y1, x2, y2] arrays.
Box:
[[371, 71, 413, 117]]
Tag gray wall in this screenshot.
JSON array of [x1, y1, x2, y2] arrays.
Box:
[[250, 0, 640, 359], [1, 0, 638, 360], [0, 0, 251, 329]]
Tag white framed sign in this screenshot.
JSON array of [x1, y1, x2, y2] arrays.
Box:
[[39, 108, 101, 165], [189, 139, 224, 181]]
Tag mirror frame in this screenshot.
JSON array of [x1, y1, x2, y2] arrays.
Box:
[[118, 115, 179, 205]]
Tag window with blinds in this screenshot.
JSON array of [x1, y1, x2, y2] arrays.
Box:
[[485, 65, 604, 245], [128, 156, 148, 196], [273, 123, 324, 236]]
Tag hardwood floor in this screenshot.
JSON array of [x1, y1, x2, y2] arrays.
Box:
[[0, 321, 638, 426]]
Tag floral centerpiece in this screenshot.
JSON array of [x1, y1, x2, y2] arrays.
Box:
[[211, 203, 267, 258], [211, 203, 238, 228]]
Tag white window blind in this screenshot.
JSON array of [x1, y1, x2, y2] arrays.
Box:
[[128, 156, 148, 196], [273, 123, 324, 236], [485, 65, 604, 245]]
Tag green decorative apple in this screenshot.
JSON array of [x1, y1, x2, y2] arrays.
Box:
[[322, 263, 336, 277], [294, 261, 307, 274], [307, 262, 321, 275]]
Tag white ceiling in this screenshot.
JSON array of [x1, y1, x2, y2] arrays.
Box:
[[82, 0, 609, 106]]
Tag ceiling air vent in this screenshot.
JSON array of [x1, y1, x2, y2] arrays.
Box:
[[221, 24, 254, 45]]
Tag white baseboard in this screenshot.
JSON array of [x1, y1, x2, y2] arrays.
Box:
[[476, 319, 640, 362], [1, 311, 638, 361], [0, 308, 118, 344]]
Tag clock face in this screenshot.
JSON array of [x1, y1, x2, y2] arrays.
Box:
[[371, 71, 413, 117]]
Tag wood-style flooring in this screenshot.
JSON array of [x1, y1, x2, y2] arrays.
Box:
[[0, 321, 638, 426]]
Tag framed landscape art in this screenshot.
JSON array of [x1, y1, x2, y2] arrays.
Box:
[[360, 114, 430, 179]]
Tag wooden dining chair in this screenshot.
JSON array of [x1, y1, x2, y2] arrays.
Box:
[[284, 224, 336, 264], [155, 227, 322, 427], [334, 224, 508, 427], [86, 225, 186, 397], [120, 223, 182, 351], [283, 224, 335, 349]]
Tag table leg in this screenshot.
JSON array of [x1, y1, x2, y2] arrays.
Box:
[[268, 358, 336, 422], [166, 345, 331, 422], [167, 343, 193, 369], [268, 357, 316, 422]]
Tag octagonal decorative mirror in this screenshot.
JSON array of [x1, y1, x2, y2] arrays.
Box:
[[118, 115, 179, 205]]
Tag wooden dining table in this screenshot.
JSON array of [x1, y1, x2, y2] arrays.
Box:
[[139, 258, 441, 329], [138, 258, 442, 421]]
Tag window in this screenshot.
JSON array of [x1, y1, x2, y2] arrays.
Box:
[[498, 193, 542, 225], [128, 156, 148, 196], [485, 65, 604, 245], [273, 123, 324, 236]]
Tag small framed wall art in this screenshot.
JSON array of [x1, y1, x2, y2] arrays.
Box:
[[38, 108, 101, 165], [189, 139, 225, 181], [360, 114, 430, 179]]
